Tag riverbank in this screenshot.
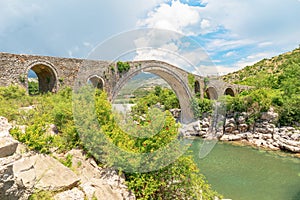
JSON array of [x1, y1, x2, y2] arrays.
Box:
[[179, 108, 300, 156]]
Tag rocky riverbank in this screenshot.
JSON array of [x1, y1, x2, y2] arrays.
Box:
[[0, 116, 135, 200], [180, 108, 300, 154]]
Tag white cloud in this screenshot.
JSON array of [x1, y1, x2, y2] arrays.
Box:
[[196, 65, 240, 76], [200, 19, 210, 29], [0, 0, 166, 57], [258, 42, 273, 47], [205, 38, 254, 52], [137, 0, 202, 35], [223, 51, 236, 58]]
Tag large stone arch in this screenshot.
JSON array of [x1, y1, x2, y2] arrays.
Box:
[[26, 61, 58, 93], [205, 86, 218, 100], [111, 61, 194, 123], [224, 87, 235, 97], [87, 75, 105, 90]]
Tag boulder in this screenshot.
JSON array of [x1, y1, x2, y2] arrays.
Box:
[[0, 116, 12, 137], [13, 154, 80, 191], [0, 164, 29, 200], [238, 124, 248, 133], [291, 134, 300, 141], [54, 187, 85, 200], [228, 135, 242, 141], [46, 124, 59, 135], [254, 139, 266, 147], [237, 115, 246, 124], [260, 108, 278, 122], [225, 126, 235, 133], [0, 137, 18, 158], [64, 149, 135, 200]]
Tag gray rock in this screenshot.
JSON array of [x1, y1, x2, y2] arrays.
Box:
[[0, 164, 29, 200], [260, 108, 278, 122], [0, 116, 12, 137], [54, 187, 85, 200], [237, 116, 246, 124], [225, 126, 235, 133], [46, 124, 59, 135], [238, 124, 248, 133], [0, 137, 18, 158], [254, 139, 266, 147], [13, 154, 80, 191], [65, 149, 135, 200], [291, 134, 300, 141], [262, 134, 272, 140]]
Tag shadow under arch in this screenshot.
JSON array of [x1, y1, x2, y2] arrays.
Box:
[[194, 80, 200, 95], [224, 87, 235, 97], [26, 61, 58, 94], [87, 75, 105, 90], [205, 86, 218, 100], [111, 61, 194, 124]]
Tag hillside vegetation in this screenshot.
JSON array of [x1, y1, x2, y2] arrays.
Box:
[[222, 47, 300, 126], [0, 85, 220, 199]]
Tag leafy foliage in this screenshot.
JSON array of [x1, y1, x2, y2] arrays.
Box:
[[117, 61, 131, 73], [191, 97, 213, 119], [93, 89, 220, 199], [188, 73, 195, 90], [28, 81, 39, 95], [131, 86, 179, 115], [2, 86, 80, 153], [223, 47, 300, 126]]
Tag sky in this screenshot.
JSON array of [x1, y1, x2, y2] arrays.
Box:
[[1, 0, 300, 75]]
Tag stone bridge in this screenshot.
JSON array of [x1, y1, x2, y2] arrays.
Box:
[[0, 52, 248, 123]]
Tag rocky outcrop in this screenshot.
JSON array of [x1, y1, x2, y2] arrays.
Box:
[[53, 149, 135, 200], [0, 117, 135, 200], [181, 109, 300, 153]]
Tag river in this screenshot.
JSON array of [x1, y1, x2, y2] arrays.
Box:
[[188, 138, 300, 200]]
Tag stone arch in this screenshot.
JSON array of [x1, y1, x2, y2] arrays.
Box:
[[111, 61, 194, 123], [87, 75, 104, 90], [26, 61, 58, 94], [224, 87, 235, 97], [205, 87, 218, 100], [194, 80, 200, 95]]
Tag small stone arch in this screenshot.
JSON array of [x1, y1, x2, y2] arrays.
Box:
[[87, 75, 105, 90], [194, 80, 200, 95], [224, 87, 235, 97], [205, 87, 218, 100], [26, 61, 58, 94]]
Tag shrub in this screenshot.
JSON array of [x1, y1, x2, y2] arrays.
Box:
[[117, 61, 130, 73]]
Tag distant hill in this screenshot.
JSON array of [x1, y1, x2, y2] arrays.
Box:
[[223, 47, 300, 89]]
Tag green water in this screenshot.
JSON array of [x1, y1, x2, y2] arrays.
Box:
[[189, 139, 300, 200]]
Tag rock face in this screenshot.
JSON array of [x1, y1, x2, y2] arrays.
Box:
[[180, 109, 300, 153], [0, 117, 135, 200], [53, 149, 135, 200], [13, 154, 80, 191]]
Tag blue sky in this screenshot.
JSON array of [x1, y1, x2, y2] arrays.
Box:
[[1, 0, 300, 75]]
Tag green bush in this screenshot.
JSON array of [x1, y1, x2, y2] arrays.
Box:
[[117, 61, 131, 73], [191, 97, 213, 119], [28, 81, 39, 95]]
